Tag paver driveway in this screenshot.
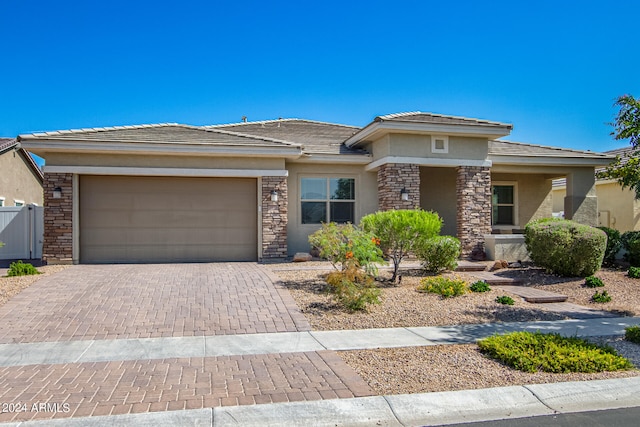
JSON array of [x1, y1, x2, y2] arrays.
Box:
[[0, 263, 310, 344], [0, 263, 373, 422]]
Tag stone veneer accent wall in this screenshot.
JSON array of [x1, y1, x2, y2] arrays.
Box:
[[43, 172, 73, 264], [456, 166, 492, 258], [377, 163, 420, 210], [262, 177, 288, 259]]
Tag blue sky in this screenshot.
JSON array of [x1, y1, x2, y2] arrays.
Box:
[[2, 0, 638, 158]]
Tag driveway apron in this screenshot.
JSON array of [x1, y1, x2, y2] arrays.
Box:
[[0, 263, 373, 422]]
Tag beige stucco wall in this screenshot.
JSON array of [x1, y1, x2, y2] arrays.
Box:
[[42, 153, 285, 170], [0, 150, 43, 206], [420, 167, 458, 236], [369, 134, 489, 162], [554, 181, 640, 232], [285, 162, 378, 255], [491, 173, 553, 229]]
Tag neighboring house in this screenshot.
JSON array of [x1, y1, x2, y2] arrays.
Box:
[[553, 147, 640, 232], [18, 112, 613, 264], [0, 138, 44, 207]]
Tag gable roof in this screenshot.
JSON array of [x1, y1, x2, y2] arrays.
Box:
[[345, 111, 513, 147], [552, 145, 635, 187], [0, 138, 44, 182], [207, 118, 366, 155], [489, 140, 613, 159]]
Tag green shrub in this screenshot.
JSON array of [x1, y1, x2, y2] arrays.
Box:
[[524, 218, 607, 277], [621, 231, 640, 267], [325, 264, 381, 311], [584, 276, 605, 288], [629, 266, 640, 279], [478, 331, 633, 373], [469, 280, 491, 293], [7, 260, 40, 277], [308, 222, 383, 275], [415, 235, 460, 273], [495, 295, 515, 305], [591, 290, 612, 303], [417, 276, 466, 298], [361, 209, 442, 281], [598, 226, 622, 266], [625, 326, 640, 344]]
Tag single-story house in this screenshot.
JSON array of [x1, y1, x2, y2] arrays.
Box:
[[553, 146, 640, 232], [0, 138, 44, 207], [18, 112, 614, 264]]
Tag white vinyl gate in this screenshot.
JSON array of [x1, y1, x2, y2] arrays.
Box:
[[0, 206, 44, 260]]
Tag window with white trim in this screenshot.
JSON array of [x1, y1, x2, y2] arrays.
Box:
[[431, 135, 449, 153], [14, 200, 25, 207], [301, 177, 355, 224], [491, 183, 517, 226]]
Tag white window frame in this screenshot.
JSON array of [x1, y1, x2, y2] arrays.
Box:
[[14, 199, 25, 207], [431, 135, 449, 154], [300, 176, 356, 225], [491, 181, 518, 229]]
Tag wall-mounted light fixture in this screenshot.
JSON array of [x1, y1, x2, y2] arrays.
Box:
[[400, 187, 409, 201], [53, 187, 62, 199], [270, 190, 278, 202]]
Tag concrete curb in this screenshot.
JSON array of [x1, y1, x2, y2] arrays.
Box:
[[8, 377, 640, 426]]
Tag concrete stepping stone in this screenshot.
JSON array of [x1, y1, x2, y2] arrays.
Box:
[[455, 261, 487, 272], [468, 271, 522, 285], [495, 285, 568, 303]]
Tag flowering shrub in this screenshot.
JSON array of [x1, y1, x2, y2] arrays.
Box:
[[325, 263, 381, 311], [308, 222, 383, 275], [524, 218, 606, 277], [417, 276, 466, 298]]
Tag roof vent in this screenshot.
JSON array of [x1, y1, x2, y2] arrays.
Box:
[[241, 116, 247, 123]]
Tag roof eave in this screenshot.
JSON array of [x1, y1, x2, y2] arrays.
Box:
[[289, 153, 372, 164], [344, 122, 512, 147], [488, 154, 614, 167]]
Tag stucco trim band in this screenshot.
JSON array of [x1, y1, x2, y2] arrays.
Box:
[[44, 166, 289, 177], [365, 156, 492, 172]]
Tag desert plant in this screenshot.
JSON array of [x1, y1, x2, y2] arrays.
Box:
[[584, 276, 605, 288], [625, 326, 640, 344], [415, 235, 461, 273], [598, 226, 622, 266], [495, 295, 514, 305], [7, 260, 40, 277], [361, 209, 442, 281], [469, 280, 491, 293], [478, 331, 633, 373], [524, 218, 606, 277], [629, 266, 640, 279], [621, 231, 640, 267], [325, 263, 381, 311], [417, 276, 466, 298], [308, 222, 383, 275], [591, 290, 612, 303]]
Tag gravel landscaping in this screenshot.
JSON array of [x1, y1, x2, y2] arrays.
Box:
[[0, 265, 70, 307], [271, 261, 640, 394]]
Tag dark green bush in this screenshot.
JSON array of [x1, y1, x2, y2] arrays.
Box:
[[470, 280, 491, 293], [598, 226, 622, 266], [7, 260, 40, 277], [621, 231, 640, 267], [625, 326, 640, 344], [495, 295, 514, 305], [524, 219, 606, 277], [478, 331, 633, 373], [629, 266, 640, 279], [584, 276, 605, 288], [591, 290, 612, 303], [415, 235, 461, 273]]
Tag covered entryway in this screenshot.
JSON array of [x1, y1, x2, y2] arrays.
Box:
[[79, 175, 257, 263]]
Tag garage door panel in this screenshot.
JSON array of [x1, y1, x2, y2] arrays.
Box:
[[80, 176, 258, 263]]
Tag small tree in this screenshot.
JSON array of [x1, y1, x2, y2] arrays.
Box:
[[597, 94, 640, 199], [361, 209, 442, 281]]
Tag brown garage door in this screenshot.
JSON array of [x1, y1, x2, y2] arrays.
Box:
[[80, 175, 257, 263]]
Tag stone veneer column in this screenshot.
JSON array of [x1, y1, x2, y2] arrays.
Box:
[[261, 177, 288, 259], [377, 163, 420, 210], [456, 166, 492, 259], [43, 173, 73, 264]]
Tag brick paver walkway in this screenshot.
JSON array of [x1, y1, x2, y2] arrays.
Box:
[[0, 263, 374, 422], [0, 263, 309, 344]]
